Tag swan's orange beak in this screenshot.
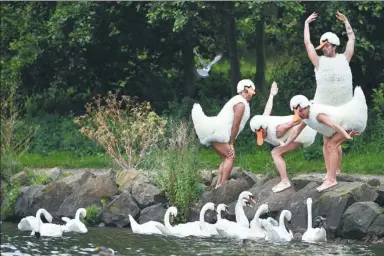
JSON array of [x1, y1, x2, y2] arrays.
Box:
[[293, 108, 301, 123], [256, 129, 264, 146], [315, 41, 328, 50], [247, 87, 256, 96]]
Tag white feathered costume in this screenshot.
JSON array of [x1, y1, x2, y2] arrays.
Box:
[[290, 86, 367, 137], [314, 32, 353, 107], [191, 79, 254, 146]]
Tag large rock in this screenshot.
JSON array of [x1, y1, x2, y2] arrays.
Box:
[[200, 170, 213, 186], [131, 182, 167, 209], [284, 182, 323, 231], [367, 213, 384, 238], [245, 177, 296, 219], [10, 172, 29, 186], [102, 190, 140, 228], [35, 167, 62, 182], [312, 181, 378, 233], [229, 167, 268, 188], [292, 173, 384, 191], [14, 185, 46, 218], [340, 202, 381, 239], [291, 173, 323, 190], [116, 169, 150, 193], [139, 203, 167, 224], [187, 175, 256, 223], [57, 172, 118, 217], [375, 185, 384, 207]]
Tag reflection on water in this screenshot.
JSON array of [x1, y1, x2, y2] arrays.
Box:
[[1, 222, 383, 256]]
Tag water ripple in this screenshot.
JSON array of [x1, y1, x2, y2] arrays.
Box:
[[1, 222, 383, 256]]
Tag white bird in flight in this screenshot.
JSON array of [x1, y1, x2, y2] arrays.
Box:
[[194, 48, 222, 78]]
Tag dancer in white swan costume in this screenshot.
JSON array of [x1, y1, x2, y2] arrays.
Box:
[[281, 86, 367, 192], [191, 79, 256, 189], [249, 82, 317, 192], [304, 11, 356, 183]]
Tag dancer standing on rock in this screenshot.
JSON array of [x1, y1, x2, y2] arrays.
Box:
[[302, 10, 356, 187], [191, 79, 256, 189]]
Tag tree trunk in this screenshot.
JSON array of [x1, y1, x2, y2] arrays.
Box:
[[224, 2, 241, 94], [181, 25, 197, 98], [254, 16, 266, 96]]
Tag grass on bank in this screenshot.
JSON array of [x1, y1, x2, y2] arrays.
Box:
[[16, 146, 384, 176]]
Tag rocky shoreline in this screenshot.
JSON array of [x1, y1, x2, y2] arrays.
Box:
[[2, 167, 383, 243]]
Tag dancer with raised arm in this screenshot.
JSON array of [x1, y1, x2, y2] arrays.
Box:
[[303, 10, 356, 182], [282, 87, 367, 192], [250, 82, 317, 192], [192, 79, 256, 189]]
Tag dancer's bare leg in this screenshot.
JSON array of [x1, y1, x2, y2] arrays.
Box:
[[317, 132, 346, 192], [271, 142, 301, 192], [212, 146, 225, 187], [212, 142, 235, 189], [276, 120, 300, 138], [323, 136, 342, 181], [336, 145, 342, 175]]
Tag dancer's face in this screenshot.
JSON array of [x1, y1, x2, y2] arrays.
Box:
[[322, 43, 337, 57], [298, 107, 310, 119], [242, 87, 256, 101]]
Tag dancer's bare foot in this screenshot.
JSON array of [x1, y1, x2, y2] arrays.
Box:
[[323, 171, 341, 181], [215, 183, 222, 189], [317, 180, 337, 192], [272, 180, 291, 193]]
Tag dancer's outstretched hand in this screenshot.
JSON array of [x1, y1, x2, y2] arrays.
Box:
[[305, 12, 317, 24], [270, 81, 279, 96], [336, 11, 347, 22]]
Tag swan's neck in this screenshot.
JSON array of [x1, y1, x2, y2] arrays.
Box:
[[307, 202, 313, 229], [75, 210, 81, 221], [199, 206, 210, 231], [254, 206, 267, 219], [279, 212, 286, 228], [164, 208, 174, 230], [235, 200, 247, 220]]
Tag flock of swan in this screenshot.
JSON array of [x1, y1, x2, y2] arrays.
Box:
[[17, 208, 87, 238], [17, 191, 326, 245]]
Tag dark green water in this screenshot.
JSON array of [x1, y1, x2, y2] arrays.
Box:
[[1, 222, 383, 256]]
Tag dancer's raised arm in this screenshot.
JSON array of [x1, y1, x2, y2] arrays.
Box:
[[336, 11, 355, 62], [262, 81, 279, 116], [304, 12, 319, 68]]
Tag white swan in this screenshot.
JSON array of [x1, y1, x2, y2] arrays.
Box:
[[289, 86, 367, 138], [191, 80, 254, 146], [261, 219, 281, 242], [250, 115, 316, 147], [129, 213, 171, 236], [205, 203, 228, 236], [164, 202, 215, 237], [31, 209, 66, 238], [302, 198, 327, 242], [215, 199, 264, 240], [169, 202, 217, 237], [61, 208, 88, 233], [249, 204, 270, 236], [236, 191, 256, 228], [271, 210, 293, 242], [18, 208, 53, 231]]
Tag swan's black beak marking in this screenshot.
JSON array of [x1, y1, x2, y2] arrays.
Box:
[[35, 231, 41, 239]]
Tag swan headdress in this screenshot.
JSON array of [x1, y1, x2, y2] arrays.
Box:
[[237, 79, 255, 93], [315, 32, 340, 50]]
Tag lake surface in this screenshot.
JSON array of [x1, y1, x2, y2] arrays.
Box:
[[1, 222, 383, 256]]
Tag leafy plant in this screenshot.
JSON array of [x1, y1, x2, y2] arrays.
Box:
[[84, 204, 102, 226], [149, 119, 203, 221], [74, 90, 167, 169]]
